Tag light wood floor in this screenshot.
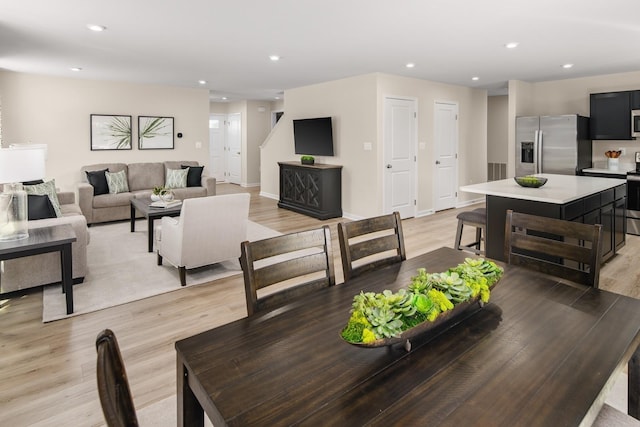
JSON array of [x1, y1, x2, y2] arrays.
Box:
[[1, 184, 639, 426]]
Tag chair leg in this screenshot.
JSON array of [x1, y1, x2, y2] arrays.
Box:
[[179, 266, 186, 286], [475, 226, 482, 254], [454, 219, 464, 251], [157, 253, 162, 266]]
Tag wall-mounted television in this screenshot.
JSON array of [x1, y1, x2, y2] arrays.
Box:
[[293, 117, 334, 156]]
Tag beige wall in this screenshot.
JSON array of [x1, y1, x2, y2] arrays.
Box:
[[487, 95, 508, 164], [260, 73, 488, 218], [0, 70, 210, 192]]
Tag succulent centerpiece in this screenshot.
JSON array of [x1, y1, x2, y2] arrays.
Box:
[[341, 258, 503, 349]]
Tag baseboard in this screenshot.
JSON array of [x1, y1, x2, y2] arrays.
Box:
[[456, 197, 484, 208], [241, 182, 260, 188], [260, 191, 279, 200], [416, 209, 435, 218]]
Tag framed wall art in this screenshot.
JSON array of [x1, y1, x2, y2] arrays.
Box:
[[138, 116, 174, 149], [90, 114, 132, 150]]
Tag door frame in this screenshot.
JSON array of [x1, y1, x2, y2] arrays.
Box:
[[432, 100, 459, 211], [382, 95, 418, 218], [208, 113, 226, 182]]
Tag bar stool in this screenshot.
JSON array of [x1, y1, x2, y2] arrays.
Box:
[[454, 207, 486, 255]]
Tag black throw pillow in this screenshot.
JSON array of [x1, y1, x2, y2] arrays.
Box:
[[85, 168, 109, 195], [181, 165, 204, 187], [22, 179, 44, 185], [27, 194, 57, 220]]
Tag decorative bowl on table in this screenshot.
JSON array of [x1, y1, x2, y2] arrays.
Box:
[[340, 258, 503, 352], [514, 176, 548, 188]]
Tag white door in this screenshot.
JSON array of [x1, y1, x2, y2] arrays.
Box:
[[433, 101, 458, 211], [383, 97, 416, 219], [209, 114, 225, 182], [226, 113, 242, 185]]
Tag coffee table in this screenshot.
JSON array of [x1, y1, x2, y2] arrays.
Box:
[[130, 197, 182, 252], [0, 224, 76, 314]]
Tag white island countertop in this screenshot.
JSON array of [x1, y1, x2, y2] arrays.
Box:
[[460, 174, 626, 204]]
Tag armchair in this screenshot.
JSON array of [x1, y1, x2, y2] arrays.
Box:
[[156, 194, 250, 285]]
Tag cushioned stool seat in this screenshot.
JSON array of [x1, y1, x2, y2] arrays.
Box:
[[454, 207, 486, 255]]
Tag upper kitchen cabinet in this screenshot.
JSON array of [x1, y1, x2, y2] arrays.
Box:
[[632, 90, 640, 109], [590, 91, 632, 140]]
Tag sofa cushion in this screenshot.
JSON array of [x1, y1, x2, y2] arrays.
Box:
[[128, 162, 164, 192], [105, 170, 130, 194], [165, 168, 188, 189], [85, 169, 109, 195], [182, 165, 204, 187], [27, 194, 57, 220], [24, 179, 62, 217], [93, 192, 133, 208]]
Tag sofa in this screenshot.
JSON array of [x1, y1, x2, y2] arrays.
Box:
[[78, 161, 216, 225], [0, 191, 90, 293]]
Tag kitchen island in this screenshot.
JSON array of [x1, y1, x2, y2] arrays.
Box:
[[460, 174, 627, 262]]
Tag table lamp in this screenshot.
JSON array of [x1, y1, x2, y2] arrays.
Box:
[[0, 145, 47, 241]]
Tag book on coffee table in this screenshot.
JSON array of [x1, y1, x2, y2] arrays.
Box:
[[149, 199, 182, 209]]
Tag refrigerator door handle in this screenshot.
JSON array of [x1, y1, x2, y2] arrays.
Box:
[[534, 130, 539, 174], [537, 130, 543, 174]]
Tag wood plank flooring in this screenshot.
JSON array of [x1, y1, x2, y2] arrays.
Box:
[[1, 184, 638, 426]]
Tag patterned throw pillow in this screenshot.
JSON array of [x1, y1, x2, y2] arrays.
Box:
[[23, 179, 62, 217], [165, 168, 188, 189], [105, 170, 130, 194]]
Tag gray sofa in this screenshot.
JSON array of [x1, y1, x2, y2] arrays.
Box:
[[0, 191, 90, 293], [78, 161, 216, 225]]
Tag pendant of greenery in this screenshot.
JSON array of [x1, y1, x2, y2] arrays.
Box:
[[341, 258, 503, 345]]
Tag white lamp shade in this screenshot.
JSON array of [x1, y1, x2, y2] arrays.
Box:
[[0, 147, 46, 184]]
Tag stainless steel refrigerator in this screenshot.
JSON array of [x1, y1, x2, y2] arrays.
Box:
[[516, 115, 592, 176]]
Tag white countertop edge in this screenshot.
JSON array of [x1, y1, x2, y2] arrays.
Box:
[[460, 174, 626, 204], [582, 167, 629, 176]]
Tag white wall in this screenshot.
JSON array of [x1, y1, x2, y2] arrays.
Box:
[[260, 72, 488, 218], [0, 70, 210, 192]]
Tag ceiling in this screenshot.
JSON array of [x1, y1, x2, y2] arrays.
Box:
[[1, 0, 639, 101]]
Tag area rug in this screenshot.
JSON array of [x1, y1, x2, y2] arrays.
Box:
[[42, 220, 281, 322]]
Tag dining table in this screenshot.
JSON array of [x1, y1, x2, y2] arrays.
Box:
[[175, 247, 640, 426]]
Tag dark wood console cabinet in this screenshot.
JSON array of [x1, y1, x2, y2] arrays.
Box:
[[278, 162, 342, 220]]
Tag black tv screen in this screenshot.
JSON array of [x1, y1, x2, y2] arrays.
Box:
[[293, 117, 334, 156]]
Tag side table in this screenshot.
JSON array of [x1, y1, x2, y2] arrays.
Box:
[[0, 224, 77, 314]]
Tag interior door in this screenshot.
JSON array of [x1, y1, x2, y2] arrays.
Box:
[[433, 101, 458, 211], [209, 114, 225, 181], [227, 113, 241, 185], [383, 97, 416, 219]]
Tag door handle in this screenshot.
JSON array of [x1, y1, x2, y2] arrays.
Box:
[[386, 164, 392, 169], [435, 160, 441, 165]]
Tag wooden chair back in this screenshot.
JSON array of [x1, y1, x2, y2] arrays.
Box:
[[240, 225, 335, 316], [504, 209, 603, 287], [95, 329, 139, 427], [338, 211, 406, 281]]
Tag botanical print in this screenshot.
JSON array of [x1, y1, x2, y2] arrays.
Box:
[[138, 116, 174, 149], [91, 115, 132, 150]]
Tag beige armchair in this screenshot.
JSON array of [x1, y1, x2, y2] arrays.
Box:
[[156, 194, 250, 285]]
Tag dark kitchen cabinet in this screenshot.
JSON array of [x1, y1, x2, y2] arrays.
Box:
[[632, 91, 640, 109], [278, 161, 342, 219], [590, 91, 632, 140]]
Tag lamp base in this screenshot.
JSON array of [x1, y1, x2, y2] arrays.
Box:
[[0, 183, 29, 242]]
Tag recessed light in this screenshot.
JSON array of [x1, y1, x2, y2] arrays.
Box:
[[505, 42, 519, 49], [221, 97, 228, 100], [269, 55, 280, 62], [87, 24, 107, 32], [406, 63, 415, 68], [562, 63, 574, 69], [274, 96, 280, 100], [70, 67, 82, 72], [198, 80, 207, 85], [472, 76, 479, 81]]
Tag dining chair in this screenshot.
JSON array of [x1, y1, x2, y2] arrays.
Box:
[[338, 211, 406, 282], [95, 329, 139, 427], [240, 225, 335, 316], [504, 209, 603, 288]]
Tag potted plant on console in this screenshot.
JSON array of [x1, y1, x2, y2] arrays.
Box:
[[301, 155, 315, 165]]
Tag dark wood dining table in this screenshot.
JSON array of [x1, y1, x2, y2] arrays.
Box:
[[175, 247, 640, 426]]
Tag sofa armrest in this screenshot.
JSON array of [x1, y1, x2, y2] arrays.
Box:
[[158, 216, 183, 266], [77, 183, 94, 223], [202, 176, 216, 196], [57, 191, 76, 205]]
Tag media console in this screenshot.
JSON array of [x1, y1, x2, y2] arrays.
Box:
[[278, 162, 342, 220]]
